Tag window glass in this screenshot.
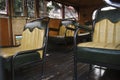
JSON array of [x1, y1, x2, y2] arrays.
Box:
[[0, 0, 7, 14], [39, 0, 45, 16], [47, 1, 62, 19], [27, 0, 35, 17], [14, 0, 24, 16], [65, 6, 78, 20]]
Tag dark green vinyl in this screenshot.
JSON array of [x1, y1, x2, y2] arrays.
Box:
[[77, 47, 120, 66]]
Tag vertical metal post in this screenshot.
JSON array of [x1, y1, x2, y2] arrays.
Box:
[[73, 28, 79, 80], [0, 56, 5, 80]]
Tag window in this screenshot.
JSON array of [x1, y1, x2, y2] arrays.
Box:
[[47, 1, 62, 19], [14, 0, 24, 16], [39, 0, 45, 16], [0, 0, 7, 14], [27, 0, 35, 17], [65, 6, 78, 19], [14, 0, 35, 17]]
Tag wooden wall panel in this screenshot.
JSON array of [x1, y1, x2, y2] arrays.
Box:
[[12, 17, 26, 45], [0, 17, 12, 46]]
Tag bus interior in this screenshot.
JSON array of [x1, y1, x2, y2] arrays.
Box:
[[0, 0, 120, 80]]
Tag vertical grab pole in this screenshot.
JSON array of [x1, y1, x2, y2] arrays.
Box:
[[73, 28, 79, 80]]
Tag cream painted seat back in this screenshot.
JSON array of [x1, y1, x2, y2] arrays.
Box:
[[74, 7, 120, 80], [59, 20, 76, 37], [78, 8, 120, 50], [20, 17, 49, 58], [1, 17, 49, 58], [20, 28, 45, 57], [59, 24, 75, 37]]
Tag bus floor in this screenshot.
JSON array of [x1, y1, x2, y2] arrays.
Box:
[[6, 43, 120, 80]]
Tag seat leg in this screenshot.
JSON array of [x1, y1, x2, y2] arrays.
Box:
[[86, 64, 93, 79], [11, 56, 15, 80], [0, 56, 5, 80], [41, 52, 47, 79], [73, 63, 78, 80], [89, 64, 93, 71], [73, 55, 78, 80], [41, 59, 46, 77]]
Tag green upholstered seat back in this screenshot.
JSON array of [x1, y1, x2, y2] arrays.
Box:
[[93, 8, 120, 44]]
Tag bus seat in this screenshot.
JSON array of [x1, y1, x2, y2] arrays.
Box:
[[0, 17, 49, 79], [49, 18, 76, 45], [74, 6, 120, 79]]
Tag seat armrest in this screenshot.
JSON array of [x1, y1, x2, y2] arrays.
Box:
[[13, 47, 44, 59], [78, 25, 92, 32], [73, 21, 92, 32], [66, 26, 76, 31], [73, 27, 92, 48], [49, 28, 59, 32]]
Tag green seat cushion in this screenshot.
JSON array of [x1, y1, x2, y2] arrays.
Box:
[[4, 52, 41, 71], [77, 47, 120, 66]]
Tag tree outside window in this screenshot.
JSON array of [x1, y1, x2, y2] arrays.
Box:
[[14, 0, 23, 16], [39, 0, 45, 16], [65, 6, 78, 20], [47, 1, 62, 19], [0, 0, 7, 14], [27, 0, 35, 17]]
